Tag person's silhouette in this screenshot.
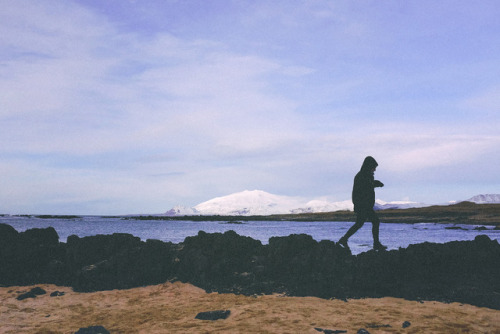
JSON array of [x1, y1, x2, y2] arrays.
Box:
[[339, 156, 387, 251]]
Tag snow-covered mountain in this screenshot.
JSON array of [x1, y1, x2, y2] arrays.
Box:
[[290, 199, 354, 214], [165, 190, 422, 216], [164, 192, 500, 216], [193, 190, 311, 216], [374, 199, 427, 210], [165, 205, 200, 216], [466, 194, 500, 204]]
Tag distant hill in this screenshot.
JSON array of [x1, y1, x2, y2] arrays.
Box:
[[466, 194, 500, 204], [165, 190, 423, 216], [165, 191, 500, 217]]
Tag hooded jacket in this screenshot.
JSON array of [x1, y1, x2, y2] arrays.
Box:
[[352, 156, 383, 212]]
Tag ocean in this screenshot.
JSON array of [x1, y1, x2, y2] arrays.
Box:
[[2, 215, 499, 255]]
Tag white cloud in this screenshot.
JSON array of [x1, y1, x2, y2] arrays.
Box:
[[0, 2, 304, 158], [2, 0, 500, 213]]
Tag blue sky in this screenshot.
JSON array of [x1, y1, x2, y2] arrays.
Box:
[[1, 0, 499, 214]]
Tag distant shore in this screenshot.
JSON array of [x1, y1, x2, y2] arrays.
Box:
[[3, 202, 499, 225], [121, 202, 500, 225]]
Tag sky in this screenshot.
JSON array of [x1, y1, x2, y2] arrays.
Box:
[[1, 0, 500, 215]]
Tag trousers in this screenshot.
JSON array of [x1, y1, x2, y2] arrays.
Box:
[[342, 209, 381, 243]]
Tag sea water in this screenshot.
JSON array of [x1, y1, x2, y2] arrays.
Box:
[[2, 216, 499, 255]]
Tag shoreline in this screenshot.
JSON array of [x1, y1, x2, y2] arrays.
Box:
[[3, 202, 500, 225], [1, 282, 499, 333], [1, 222, 500, 310]]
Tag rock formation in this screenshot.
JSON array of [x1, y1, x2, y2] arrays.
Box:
[[1, 223, 499, 309]]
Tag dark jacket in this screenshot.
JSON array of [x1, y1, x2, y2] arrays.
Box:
[[352, 156, 383, 212]]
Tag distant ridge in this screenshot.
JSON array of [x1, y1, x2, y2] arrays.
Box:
[[165, 191, 499, 217], [165, 190, 423, 216], [466, 194, 500, 204]]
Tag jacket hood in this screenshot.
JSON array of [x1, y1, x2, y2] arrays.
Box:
[[360, 156, 378, 171]]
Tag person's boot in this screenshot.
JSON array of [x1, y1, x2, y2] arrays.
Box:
[[373, 241, 387, 251], [338, 237, 349, 249]]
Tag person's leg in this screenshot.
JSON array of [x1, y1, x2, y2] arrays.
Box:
[[369, 210, 387, 250], [339, 212, 366, 247], [370, 211, 380, 243]]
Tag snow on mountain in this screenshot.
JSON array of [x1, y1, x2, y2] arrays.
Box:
[[165, 205, 200, 216], [291, 199, 353, 214], [193, 190, 306, 216], [166, 190, 424, 216], [164, 192, 500, 216], [374, 199, 427, 210], [466, 194, 500, 204]]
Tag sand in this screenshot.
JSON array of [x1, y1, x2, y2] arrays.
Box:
[[1, 282, 499, 333]]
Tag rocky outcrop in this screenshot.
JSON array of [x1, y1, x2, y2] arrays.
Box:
[[16, 287, 47, 300], [195, 310, 231, 320], [66, 233, 177, 292], [0, 224, 65, 285], [74, 326, 110, 334], [1, 223, 499, 309]]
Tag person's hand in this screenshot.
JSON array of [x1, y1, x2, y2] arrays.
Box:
[[374, 180, 384, 187]]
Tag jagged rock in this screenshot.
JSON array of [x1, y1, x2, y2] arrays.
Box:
[[195, 310, 231, 320], [50, 291, 65, 297], [66, 233, 142, 272], [177, 230, 263, 292], [0, 225, 64, 286], [69, 233, 176, 292], [30, 287, 46, 295], [74, 325, 110, 334], [16, 291, 37, 300], [0, 223, 499, 309], [367, 324, 391, 328], [314, 328, 347, 334], [0, 223, 19, 250], [16, 287, 46, 300], [402, 321, 411, 328]]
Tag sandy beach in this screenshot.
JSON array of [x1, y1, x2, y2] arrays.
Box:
[[1, 282, 499, 333]]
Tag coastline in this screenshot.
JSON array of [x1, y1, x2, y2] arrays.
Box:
[[1, 222, 500, 310], [116, 202, 500, 225], [4, 202, 500, 226], [2, 282, 499, 333]]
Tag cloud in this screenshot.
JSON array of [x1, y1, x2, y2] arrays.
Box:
[[2, 0, 500, 213], [0, 1, 306, 158]]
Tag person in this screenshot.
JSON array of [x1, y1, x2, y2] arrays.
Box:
[[338, 156, 387, 251]]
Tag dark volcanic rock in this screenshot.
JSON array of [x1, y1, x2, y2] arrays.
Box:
[[29, 287, 47, 295], [264, 235, 353, 298], [0, 224, 65, 286], [177, 230, 263, 292], [16, 287, 47, 300], [195, 309, 231, 320], [74, 325, 110, 334], [68, 233, 176, 292], [1, 223, 499, 309], [50, 291, 65, 297], [314, 328, 347, 334]]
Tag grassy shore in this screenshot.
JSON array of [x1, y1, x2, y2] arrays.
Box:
[[273, 202, 500, 225], [2, 282, 499, 333]]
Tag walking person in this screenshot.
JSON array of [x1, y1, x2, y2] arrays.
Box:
[[338, 156, 387, 251]]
